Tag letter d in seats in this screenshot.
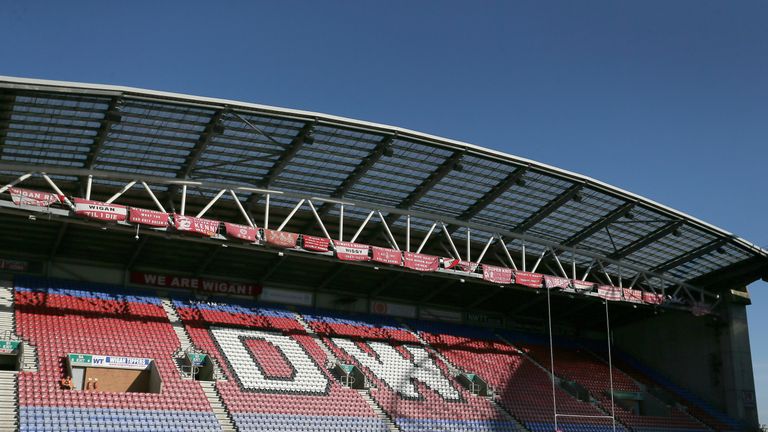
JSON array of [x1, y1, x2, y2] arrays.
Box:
[[211, 326, 329, 394]]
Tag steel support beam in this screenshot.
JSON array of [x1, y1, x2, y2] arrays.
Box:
[[49, 223, 68, 261], [84, 96, 122, 169], [370, 272, 405, 298], [181, 109, 225, 178], [304, 134, 394, 231], [608, 220, 683, 260], [510, 294, 546, 316], [261, 122, 315, 188], [420, 280, 459, 303], [259, 255, 287, 283], [458, 165, 528, 222], [317, 265, 348, 290], [562, 201, 635, 247], [125, 237, 149, 270], [467, 286, 504, 308], [367, 151, 464, 242], [0, 92, 16, 155], [513, 183, 583, 233], [196, 245, 223, 276], [651, 238, 728, 274]]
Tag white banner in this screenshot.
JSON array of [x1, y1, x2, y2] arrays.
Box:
[[259, 287, 313, 306], [68, 353, 152, 370], [371, 300, 417, 318], [420, 307, 462, 323]]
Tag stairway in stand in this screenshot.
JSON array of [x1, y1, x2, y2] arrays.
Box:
[[0, 370, 17, 432], [357, 389, 401, 432], [199, 380, 237, 432], [0, 282, 35, 373], [161, 298, 224, 380]]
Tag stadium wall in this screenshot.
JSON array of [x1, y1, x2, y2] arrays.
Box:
[[614, 300, 758, 428]]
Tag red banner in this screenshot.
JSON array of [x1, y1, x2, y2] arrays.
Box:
[[459, 261, 478, 273], [642, 291, 664, 305], [8, 187, 61, 207], [130, 272, 261, 297], [514, 271, 544, 289], [403, 252, 439, 272], [440, 257, 460, 269], [544, 275, 570, 289], [264, 229, 299, 248], [372, 247, 402, 266], [74, 198, 127, 222], [129, 207, 169, 227], [333, 241, 370, 261], [0, 259, 28, 271], [572, 279, 595, 291], [224, 223, 258, 242], [174, 214, 220, 237], [303, 235, 331, 252], [691, 302, 712, 317], [597, 285, 622, 301], [623, 288, 644, 303], [482, 265, 512, 284]]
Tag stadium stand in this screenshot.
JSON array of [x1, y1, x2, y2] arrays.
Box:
[[3, 275, 743, 432], [413, 321, 623, 432], [513, 336, 710, 432], [14, 276, 220, 431], [173, 297, 391, 432], [305, 312, 523, 432]]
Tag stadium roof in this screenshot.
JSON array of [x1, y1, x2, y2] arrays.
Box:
[[0, 76, 766, 324]]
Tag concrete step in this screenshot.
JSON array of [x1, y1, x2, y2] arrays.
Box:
[[357, 389, 400, 432], [199, 381, 237, 432]]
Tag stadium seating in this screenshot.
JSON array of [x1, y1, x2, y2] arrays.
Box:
[[414, 321, 623, 432], [517, 336, 709, 432], [174, 298, 390, 432], [14, 276, 220, 432], [307, 313, 522, 432], [8, 275, 738, 432], [612, 351, 743, 432]]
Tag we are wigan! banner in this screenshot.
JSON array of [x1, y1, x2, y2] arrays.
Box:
[[8, 187, 62, 207], [372, 247, 402, 266], [333, 241, 370, 261], [130, 272, 261, 297], [129, 208, 168, 227], [174, 214, 219, 237], [303, 235, 331, 252], [73, 198, 127, 222], [224, 223, 258, 242], [482, 264, 512, 284], [403, 252, 439, 272]]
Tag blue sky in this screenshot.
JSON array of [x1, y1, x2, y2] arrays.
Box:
[[2, 0, 767, 421]]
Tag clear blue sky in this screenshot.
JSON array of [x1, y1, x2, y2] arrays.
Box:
[[2, 0, 766, 421]]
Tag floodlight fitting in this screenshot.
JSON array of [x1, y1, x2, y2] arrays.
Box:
[[515, 178, 526, 187], [303, 125, 316, 145], [382, 146, 394, 157], [672, 227, 682, 237], [105, 112, 122, 123], [454, 162, 465, 172], [573, 192, 583, 203], [212, 122, 226, 135]]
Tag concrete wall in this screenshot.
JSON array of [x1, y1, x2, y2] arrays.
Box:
[[614, 310, 725, 410], [614, 301, 759, 428]]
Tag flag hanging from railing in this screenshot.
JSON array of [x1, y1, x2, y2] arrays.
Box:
[[333, 240, 370, 261], [74, 198, 127, 222], [8, 187, 62, 207]]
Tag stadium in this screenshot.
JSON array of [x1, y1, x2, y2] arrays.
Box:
[[0, 75, 765, 432]]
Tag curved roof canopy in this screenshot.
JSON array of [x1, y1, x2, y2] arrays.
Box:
[[0, 76, 765, 308]]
